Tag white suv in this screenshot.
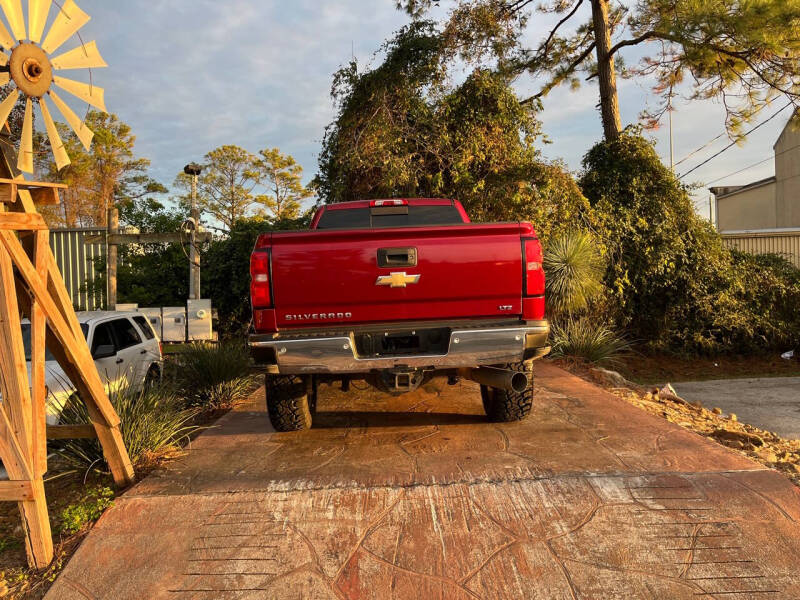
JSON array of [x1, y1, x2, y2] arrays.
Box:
[[21, 311, 164, 424]]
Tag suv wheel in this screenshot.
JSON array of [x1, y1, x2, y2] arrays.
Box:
[[143, 365, 161, 389], [265, 374, 313, 432], [479, 361, 534, 422]]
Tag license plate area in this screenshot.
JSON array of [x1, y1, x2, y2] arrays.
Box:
[[355, 327, 450, 358]]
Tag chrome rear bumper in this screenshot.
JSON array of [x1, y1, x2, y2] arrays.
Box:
[[249, 322, 549, 374]]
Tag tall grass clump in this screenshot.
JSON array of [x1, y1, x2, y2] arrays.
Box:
[[550, 319, 631, 365], [543, 230, 629, 364], [173, 342, 258, 410], [52, 382, 201, 470]]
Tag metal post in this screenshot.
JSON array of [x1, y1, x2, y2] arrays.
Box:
[[106, 206, 118, 310], [184, 163, 203, 300]]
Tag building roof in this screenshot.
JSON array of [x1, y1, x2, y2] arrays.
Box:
[[709, 175, 776, 199]]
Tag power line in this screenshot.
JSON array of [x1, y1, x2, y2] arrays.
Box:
[[702, 141, 800, 186], [678, 103, 792, 180], [704, 156, 772, 186], [673, 102, 774, 169]]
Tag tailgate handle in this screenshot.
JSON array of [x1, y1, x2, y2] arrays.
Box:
[[377, 247, 417, 267]]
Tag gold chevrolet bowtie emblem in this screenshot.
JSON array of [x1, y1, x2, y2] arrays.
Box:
[[375, 272, 421, 288]]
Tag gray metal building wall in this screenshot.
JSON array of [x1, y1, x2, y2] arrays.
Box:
[[721, 229, 800, 268], [49, 228, 106, 311]]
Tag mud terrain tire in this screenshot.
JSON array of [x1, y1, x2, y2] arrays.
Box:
[[480, 361, 534, 422], [265, 374, 312, 431]]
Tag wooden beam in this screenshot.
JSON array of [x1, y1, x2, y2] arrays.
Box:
[[0, 480, 34, 501], [31, 231, 49, 477], [46, 424, 98, 440], [0, 213, 48, 230], [85, 232, 213, 245]]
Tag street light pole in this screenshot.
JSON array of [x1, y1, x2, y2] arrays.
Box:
[[184, 163, 203, 300]]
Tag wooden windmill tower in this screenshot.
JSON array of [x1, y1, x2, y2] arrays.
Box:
[[0, 0, 133, 569]]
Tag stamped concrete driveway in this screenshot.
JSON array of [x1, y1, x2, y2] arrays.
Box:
[[46, 363, 800, 599]]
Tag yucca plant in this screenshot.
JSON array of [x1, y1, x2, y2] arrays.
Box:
[[550, 318, 631, 365], [52, 382, 201, 470], [173, 342, 258, 410], [543, 230, 605, 317]]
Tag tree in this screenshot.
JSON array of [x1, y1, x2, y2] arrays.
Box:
[[400, 0, 800, 140], [175, 145, 260, 232], [255, 148, 313, 220], [38, 111, 164, 227], [316, 22, 594, 239]]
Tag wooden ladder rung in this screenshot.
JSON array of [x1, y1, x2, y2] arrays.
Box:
[[0, 480, 35, 502]]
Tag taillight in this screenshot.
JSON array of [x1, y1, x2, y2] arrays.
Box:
[[523, 238, 544, 296], [250, 250, 272, 308], [370, 199, 408, 207]]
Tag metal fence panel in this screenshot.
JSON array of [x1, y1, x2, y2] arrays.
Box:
[[721, 230, 800, 268], [49, 228, 106, 311]]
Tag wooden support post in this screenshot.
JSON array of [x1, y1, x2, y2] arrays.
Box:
[[31, 231, 49, 477], [107, 206, 118, 310], [0, 244, 53, 569]]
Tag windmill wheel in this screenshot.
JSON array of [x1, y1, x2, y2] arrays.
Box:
[[0, 0, 107, 173]]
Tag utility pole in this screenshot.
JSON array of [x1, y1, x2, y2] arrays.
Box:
[[184, 163, 203, 300], [106, 205, 118, 310], [668, 105, 674, 171]]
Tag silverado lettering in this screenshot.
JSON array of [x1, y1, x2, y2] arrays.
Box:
[[285, 312, 352, 321], [249, 198, 550, 432]]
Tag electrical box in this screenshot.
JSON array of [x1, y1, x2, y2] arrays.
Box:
[[161, 307, 187, 342], [137, 307, 163, 340], [187, 299, 213, 341]]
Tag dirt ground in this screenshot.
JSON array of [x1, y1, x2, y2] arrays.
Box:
[[613, 352, 800, 384]]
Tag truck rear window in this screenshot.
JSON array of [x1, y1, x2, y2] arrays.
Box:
[[316, 205, 464, 229]]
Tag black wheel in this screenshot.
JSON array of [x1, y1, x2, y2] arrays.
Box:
[[265, 374, 312, 431], [480, 361, 534, 422], [143, 365, 161, 389]]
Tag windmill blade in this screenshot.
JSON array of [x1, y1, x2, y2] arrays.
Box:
[[40, 97, 70, 170], [0, 0, 25, 43], [51, 40, 107, 70], [41, 0, 89, 54], [0, 17, 14, 49], [0, 88, 19, 128], [0, 52, 7, 66], [28, 0, 52, 44], [49, 89, 93, 149], [53, 75, 105, 111], [17, 96, 33, 173], [0, 72, 7, 85]]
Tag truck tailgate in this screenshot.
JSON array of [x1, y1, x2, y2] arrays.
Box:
[[267, 224, 527, 328]]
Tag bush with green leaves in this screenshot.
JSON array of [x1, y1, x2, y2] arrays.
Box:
[[172, 342, 258, 410], [580, 132, 800, 353], [52, 383, 200, 470]]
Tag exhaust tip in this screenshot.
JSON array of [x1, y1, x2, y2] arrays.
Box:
[[510, 372, 529, 393]]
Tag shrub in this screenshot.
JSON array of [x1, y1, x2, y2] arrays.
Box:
[[579, 131, 800, 353], [59, 486, 115, 534], [173, 342, 258, 410], [52, 383, 200, 470], [543, 230, 605, 317], [550, 318, 631, 365]]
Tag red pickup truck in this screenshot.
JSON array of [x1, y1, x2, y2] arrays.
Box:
[[249, 198, 549, 431]]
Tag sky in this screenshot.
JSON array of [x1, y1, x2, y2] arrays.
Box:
[[77, 0, 790, 220]]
